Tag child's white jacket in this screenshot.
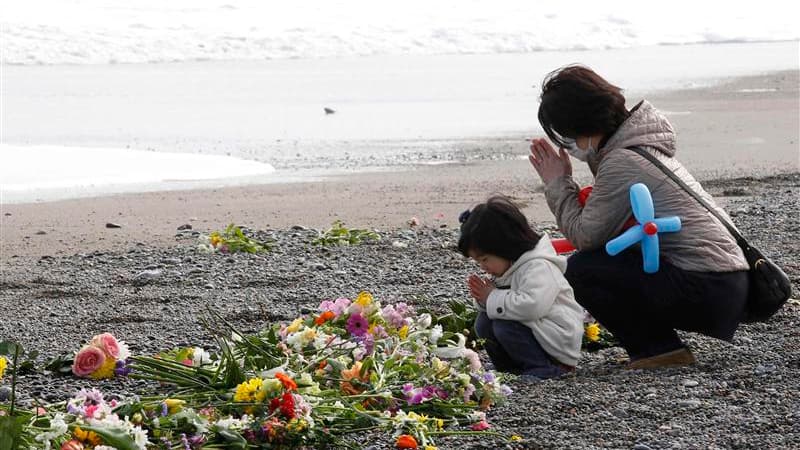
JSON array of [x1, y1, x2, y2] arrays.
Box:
[[480, 234, 584, 366]]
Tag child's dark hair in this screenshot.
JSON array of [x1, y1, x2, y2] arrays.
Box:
[[458, 196, 541, 261], [537, 64, 630, 148]]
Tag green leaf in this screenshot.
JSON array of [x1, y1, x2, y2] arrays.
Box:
[[217, 429, 248, 449], [0, 415, 25, 450], [0, 341, 23, 357], [74, 424, 141, 450]]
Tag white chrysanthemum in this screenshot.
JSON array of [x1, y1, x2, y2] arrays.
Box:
[[117, 340, 131, 360], [286, 332, 303, 351], [34, 413, 68, 450], [215, 416, 245, 430], [468, 410, 487, 422], [131, 425, 150, 450], [429, 324, 443, 345], [416, 313, 432, 329]]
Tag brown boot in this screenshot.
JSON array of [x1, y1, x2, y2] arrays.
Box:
[[625, 348, 696, 370]]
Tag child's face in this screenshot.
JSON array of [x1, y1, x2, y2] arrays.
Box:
[[468, 250, 511, 277]]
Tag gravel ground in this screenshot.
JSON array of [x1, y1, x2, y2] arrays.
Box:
[[2, 173, 798, 449]]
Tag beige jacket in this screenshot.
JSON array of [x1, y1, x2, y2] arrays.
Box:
[[544, 100, 748, 272], [480, 235, 584, 366]]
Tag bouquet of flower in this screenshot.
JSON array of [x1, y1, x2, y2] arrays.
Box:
[[197, 223, 272, 254], [15, 293, 518, 449], [72, 334, 131, 380], [582, 321, 617, 351], [121, 291, 516, 448]]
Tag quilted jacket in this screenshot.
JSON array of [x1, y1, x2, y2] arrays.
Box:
[[543, 100, 748, 272]]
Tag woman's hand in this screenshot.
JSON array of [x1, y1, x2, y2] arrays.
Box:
[[468, 274, 495, 306], [528, 138, 572, 185]]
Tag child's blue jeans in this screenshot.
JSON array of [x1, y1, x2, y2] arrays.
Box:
[[474, 311, 568, 379]]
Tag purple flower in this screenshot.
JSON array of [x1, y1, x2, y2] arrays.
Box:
[[403, 384, 445, 405], [76, 388, 104, 405], [381, 306, 404, 328], [318, 300, 335, 311], [370, 324, 388, 339], [362, 333, 375, 354], [346, 313, 368, 337], [483, 372, 495, 383], [333, 297, 351, 315], [114, 359, 132, 377], [161, 402, 169, 417], [181, 433, 191, 450]]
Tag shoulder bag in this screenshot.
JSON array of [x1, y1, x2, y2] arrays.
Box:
[[627, 146, 792, 322]]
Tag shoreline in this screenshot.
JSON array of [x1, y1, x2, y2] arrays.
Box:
[[1, 69, 799, 261]]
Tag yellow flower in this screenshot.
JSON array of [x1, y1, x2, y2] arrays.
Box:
[[355, 291, 373, 307], [425, 446, 439, 450], [510, 435, 523, 442], [73, 426, 102, 446], [435, 418, 444, 430], [89, 356, 116, 380], [585, 323, 600, 342], [302, 328, 317, 344], [287, 418, 308, 433], [210, 234, 223, 247], [398, 325, 409, 340], [234, 377, 265, 403], [285, 318, 304, 334], [0, 356, 6, 379], [164, 398, 185, 414]]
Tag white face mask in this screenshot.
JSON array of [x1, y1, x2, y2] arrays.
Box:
[[562, 137, 594, 162]]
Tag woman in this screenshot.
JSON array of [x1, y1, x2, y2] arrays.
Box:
[[528, 65, 749, 369]]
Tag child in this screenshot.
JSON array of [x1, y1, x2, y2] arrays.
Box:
[[458, 195, 583, 380]]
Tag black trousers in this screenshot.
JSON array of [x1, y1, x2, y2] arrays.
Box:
[[474, 312, 567, 379], [565, 248, 748, 360]]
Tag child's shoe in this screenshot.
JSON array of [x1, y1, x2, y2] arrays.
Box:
[[625, 348, 696, 370]]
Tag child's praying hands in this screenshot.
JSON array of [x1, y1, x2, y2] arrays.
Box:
[[467, 273, 495, 305]]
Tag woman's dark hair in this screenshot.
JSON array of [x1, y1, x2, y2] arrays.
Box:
[[458, 196, 541, 262], [537, 64, 630, 148]]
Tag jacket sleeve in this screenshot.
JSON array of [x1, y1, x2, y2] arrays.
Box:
[[544, 152, 641, 251], [485, 260, 560, 322]]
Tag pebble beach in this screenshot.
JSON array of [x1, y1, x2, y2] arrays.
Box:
[[1, 171, 798, 449]]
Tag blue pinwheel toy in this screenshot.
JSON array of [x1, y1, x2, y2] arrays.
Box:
[[605, 183, 681, 273]]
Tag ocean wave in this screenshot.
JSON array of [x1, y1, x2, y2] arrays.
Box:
[[1, 0, 798, 65]]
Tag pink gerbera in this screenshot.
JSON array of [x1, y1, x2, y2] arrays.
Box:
[[346, 313, 368, 337]]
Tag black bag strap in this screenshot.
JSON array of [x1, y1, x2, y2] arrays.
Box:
[[626, 146, 748, 247]]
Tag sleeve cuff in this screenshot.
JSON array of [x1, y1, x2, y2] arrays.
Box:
[[485, 289, 507, 319]]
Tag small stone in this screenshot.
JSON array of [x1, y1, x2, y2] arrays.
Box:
[[678, 399, 701, 408], [634, 444, 654, 450], [0, 386, 11, 401], [133, 269, 162, 286], [392, 241, 408, 249], [683, 379, 699, 388], [291, 225, 308, 230], [35, 230, 47, 235], [177, 224, 193, 231], [106, 222, 123, 228], [204, 283, 214, 289]]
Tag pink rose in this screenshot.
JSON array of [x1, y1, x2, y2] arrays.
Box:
[[471, 420, 490, 431], [90, 333, 120, 358], [73, 346, 106, 377]]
